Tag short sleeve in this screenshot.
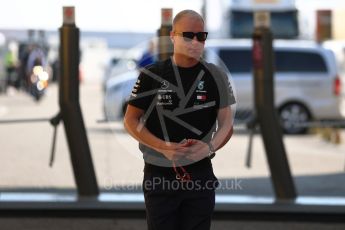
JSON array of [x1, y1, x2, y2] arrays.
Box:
[[208, 63, 236, 108], [128, 70, 156, 111]]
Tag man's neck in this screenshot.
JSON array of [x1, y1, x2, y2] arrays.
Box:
[[172, 54, 199, 68]]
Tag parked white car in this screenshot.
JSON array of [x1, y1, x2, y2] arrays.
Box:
[[102, 56, 137, 92], [103, 39, 345, 134], [104, 69, 138, 121]]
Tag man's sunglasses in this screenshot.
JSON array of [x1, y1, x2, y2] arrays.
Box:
[[174, 31, 208, 42]]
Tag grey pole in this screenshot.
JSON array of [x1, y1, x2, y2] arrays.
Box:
[[157, 8, 173, 61], [59, 6, 99, 196], [252, 12, 296, 199]]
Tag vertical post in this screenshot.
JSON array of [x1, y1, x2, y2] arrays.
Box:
[[201, 0, 207, 28], [252, 12, 296, 200], [157, 8, 173, 61], [27, 29, 35, 44], [316, 10, 332, 43], [59, 6, 99, 196]]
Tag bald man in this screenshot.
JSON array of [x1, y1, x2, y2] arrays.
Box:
[[124, 10, 236, 230]]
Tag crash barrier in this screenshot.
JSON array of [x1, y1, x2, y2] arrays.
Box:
[[293, 121, 344, 144], [0, 114, 61, 167], [234, 108, 344, 144], [2, 115, 343, 172], [0, 191, 345, 223], [245, 118, 345, 172]]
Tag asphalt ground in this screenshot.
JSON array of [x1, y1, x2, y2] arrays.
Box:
[[0, 83, 344, 196], [1, 82, 345, 229]]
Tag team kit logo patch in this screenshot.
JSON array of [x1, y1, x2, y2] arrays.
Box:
[[197, 81, 204, 90], [197, 95, 207, 101]]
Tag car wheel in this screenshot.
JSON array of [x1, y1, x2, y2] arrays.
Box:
[[279, 103, 310, 134]]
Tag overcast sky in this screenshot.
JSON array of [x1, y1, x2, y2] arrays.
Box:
[[0, 0, 202, 32], [0, 0, 344, 32]]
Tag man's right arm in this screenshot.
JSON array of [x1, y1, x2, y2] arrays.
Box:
[[124, 104, 187, 161]]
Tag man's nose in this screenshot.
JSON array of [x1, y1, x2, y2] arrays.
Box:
[[191, 36, 200, 44]]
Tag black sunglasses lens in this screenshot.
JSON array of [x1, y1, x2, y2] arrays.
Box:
[[181, 32, 208, 42], [182, 32, 195, 40], [196, 32, 208, 41]]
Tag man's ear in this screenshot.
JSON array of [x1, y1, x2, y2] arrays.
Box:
[[170, 31, 175, 43]]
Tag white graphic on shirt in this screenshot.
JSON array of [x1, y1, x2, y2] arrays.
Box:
[[133, 58, 217, 144], [161, 80, 169, 90], [197, 81, 204, 90]]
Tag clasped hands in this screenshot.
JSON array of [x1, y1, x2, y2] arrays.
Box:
[[155, 139, 209, 162]]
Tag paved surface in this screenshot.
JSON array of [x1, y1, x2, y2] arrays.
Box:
[[1, 82, 345, 229], [0, 83, 345, 197]]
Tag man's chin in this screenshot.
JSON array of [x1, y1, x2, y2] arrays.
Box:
[[184, 53, 201, 60]]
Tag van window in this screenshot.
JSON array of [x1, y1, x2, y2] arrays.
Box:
[[230, 11, 299, 39], [275, 51, 328, 73], [218, 49, 252, 73], [218, 49, 328, 74]]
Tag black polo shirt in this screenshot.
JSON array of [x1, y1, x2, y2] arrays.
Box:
[[128, 58, 236, 170]]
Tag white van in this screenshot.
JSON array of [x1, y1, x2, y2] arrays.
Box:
[[206, 39, 345, 134]]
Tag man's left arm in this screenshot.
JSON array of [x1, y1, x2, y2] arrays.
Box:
[[184, 63, 235, 161], [184, 106, 234, 161], [210, 106, 234, 151]]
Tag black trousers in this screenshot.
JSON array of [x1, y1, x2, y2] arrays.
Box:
[[143, 166, 218, 230]]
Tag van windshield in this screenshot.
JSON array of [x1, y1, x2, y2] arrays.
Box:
[[217, 49, 328, 74], [230, 10, 299, 39]]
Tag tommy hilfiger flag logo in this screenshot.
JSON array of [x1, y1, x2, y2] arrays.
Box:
[[197, 95, 207, 101]]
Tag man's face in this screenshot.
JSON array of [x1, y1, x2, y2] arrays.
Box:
[[171, 16, 206, 60]]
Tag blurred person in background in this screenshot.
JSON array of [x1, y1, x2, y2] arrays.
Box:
[[4, 41, 19, 90], [137, 39, 156, 68], [26, 43, 47, 76]]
